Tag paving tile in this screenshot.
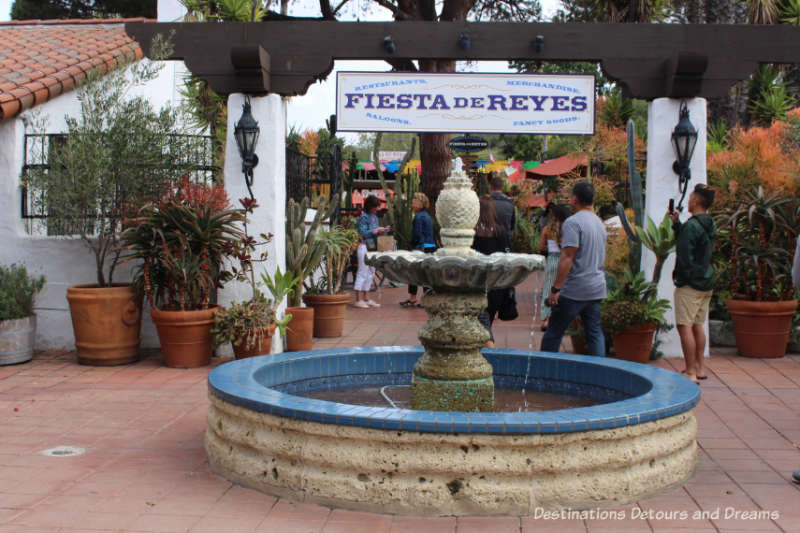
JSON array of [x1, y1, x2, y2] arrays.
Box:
[[455, 517, 520, 533], [520, 516, 586, 532], [189, 514, 265, 532], [389, 516, 456, 533], [255, 518, 326, 533], [266, 501, 331, 521], [321, 522, 392, 533], [128, 513, 202, 533]]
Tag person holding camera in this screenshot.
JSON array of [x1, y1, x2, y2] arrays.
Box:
[[669, 184, 716, 384]]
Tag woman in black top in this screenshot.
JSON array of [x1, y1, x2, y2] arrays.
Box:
[[472, 196, 510, 347]]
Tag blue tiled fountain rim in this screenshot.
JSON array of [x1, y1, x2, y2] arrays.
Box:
[[208, 346, 700, 435]]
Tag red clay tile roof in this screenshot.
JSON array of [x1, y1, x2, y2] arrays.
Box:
[[0, 19, 151, 122], [527, 154, 589, 177]]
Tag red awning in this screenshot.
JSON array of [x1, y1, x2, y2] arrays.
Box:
[[528, 154, 588, 177]]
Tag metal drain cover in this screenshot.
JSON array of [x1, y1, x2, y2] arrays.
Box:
[[40, 446, 85, 457]]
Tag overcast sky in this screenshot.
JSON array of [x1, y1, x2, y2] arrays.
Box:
[[0, 0, 563, 141]]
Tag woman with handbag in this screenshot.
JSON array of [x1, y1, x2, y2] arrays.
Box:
[[472, 196, 511, 347], [539, 206, 570, 330], [354, 195, 390, 309], [401, 192, 436, 308]]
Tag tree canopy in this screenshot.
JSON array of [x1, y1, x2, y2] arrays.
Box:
[[11, 0, 156, 19]]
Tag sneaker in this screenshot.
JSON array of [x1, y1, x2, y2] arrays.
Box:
[[367, 300, 381, 308], [353, 301, 370, 309]]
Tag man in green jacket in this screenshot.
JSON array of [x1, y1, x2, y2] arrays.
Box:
[[669, 184, 716, 384]]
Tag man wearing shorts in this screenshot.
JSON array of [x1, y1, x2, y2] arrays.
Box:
[[670, 184, 716, 383]]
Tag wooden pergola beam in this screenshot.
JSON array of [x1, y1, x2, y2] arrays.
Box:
[[125, 21, 800, 99]]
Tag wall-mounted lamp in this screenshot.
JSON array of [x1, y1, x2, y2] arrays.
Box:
[[233, 95, 260, 200], [458, 33, 471, 51], [534, 35, 545, 53], [671, 101, 698, 210], [383, 36, 396, 54]]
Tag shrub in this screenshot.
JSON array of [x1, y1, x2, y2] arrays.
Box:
[[0, 265, 45, 321]]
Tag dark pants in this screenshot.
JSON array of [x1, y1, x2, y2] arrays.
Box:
[[478, 308, 496, 342], [540, 296, 605, 356], [408, 247, 435, 297]]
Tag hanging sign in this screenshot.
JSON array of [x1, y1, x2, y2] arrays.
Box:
[[448, 135, 488, 152], [336, 72, 595, 135]]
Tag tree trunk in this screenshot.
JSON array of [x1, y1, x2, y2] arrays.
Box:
[[418, 59, 454, 209]]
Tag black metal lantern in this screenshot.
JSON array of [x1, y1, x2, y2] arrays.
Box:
[[234, 96, 260, 200], [671, 101, 698, 210]]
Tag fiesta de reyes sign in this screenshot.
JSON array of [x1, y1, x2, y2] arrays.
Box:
[[336, 72, 595, 135]]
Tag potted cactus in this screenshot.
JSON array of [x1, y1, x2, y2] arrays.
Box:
[[602, 269, 671, 364], [303, 225, 360, 337], [720, 187, 798, 358], [284, 196, 334, 350], [0, 265, 45, 365]]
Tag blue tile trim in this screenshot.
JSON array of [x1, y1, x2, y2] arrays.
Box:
[[208, 346, 700, 436]]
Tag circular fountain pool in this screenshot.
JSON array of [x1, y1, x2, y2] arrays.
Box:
[[206, 347, 699, 515]]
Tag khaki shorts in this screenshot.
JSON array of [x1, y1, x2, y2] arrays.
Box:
[[674, 285, 713, 326]]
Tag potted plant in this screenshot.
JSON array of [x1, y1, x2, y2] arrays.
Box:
[[212, 198, 299, 358], [602, 269, 671, 364], [0, 265, 45, 365], [635, 214, 675, 284], [721, 186, 798, 358], [22, 46, 204, 365], [303, 225, 360, 337], [122, 178, 243, 367], [284, 196, 334, 350]]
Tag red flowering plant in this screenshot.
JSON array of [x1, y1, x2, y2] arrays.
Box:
[[212, 198, 299, 352], [121, 177, 244, 311]]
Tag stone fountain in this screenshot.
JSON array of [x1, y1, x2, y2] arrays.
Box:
[[367, 158, 542, 411], [204, 160, 700, 515]]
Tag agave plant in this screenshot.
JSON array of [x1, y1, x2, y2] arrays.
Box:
[[601, 269, 671, 336], [308, 226, 359, 295], [719, 186, 795, 301], [634, 214, 676, 284]]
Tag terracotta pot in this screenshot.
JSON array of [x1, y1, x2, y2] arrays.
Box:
[[0, 315, 36, 365], [232, 323, 276, 359], [66, 284, 141, 366], [303, 293, 350, 338], [569, 334, 587, 355], [151, 305, 217, 368], [612, 322, 657, 364], [727, 299, 798, 358], [285, 306, 314, 351]]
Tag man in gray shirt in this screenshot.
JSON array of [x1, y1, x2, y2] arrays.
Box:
[[541, 182, 607, 356]]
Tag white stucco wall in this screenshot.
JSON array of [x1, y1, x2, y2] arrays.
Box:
[[158, 0, 187, 21], [0, 59, 191, 350], [217, 94, 288, 354], [642, 98, 709, 358]]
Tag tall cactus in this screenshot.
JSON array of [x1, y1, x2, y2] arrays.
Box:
[[615, 119, 644, 274], [379, 170, 420, 251], [285, 196, 334, 307]]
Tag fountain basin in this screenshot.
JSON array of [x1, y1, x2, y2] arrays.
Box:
[[206, 347, 699, 515], [366, 251, 544, 291]]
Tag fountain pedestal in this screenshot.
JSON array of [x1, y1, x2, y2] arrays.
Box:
[[367, 157, 543, 413], [412, 291, 493, 411]]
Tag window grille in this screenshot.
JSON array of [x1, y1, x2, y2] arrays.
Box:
[[20, 133, 219, 236]]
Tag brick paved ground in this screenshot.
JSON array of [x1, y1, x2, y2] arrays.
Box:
[[1, 276, 799, 532]]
